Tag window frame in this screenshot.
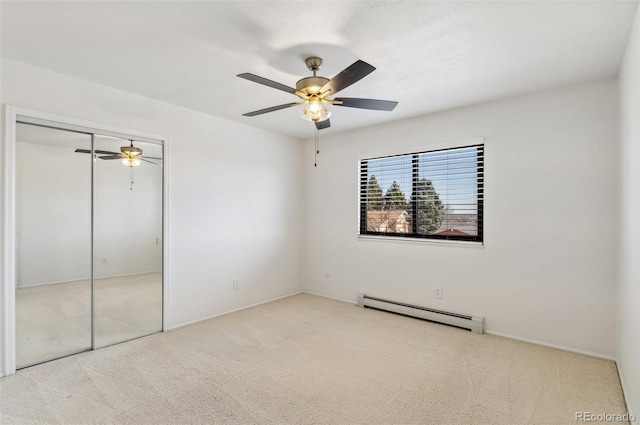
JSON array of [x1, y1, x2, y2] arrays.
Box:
[[358, 142, 484, 244]]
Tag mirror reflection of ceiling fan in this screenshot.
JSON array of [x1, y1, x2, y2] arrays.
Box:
[[75, 140, 161, 167], [238, 57, 398, 130]]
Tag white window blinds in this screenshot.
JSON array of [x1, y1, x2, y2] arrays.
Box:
[[359, 144, 483, 242]]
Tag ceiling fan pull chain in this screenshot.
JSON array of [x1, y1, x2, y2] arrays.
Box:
[[314, 128, 319, 167], [130, 168, 134, 190]]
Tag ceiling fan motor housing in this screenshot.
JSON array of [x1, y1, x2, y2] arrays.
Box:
[[296, 76, 329, 94], [121, 145, 142, 156]]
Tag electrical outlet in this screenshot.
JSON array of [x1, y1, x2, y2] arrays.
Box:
[[233, 280, 240, 290], [101, 257, 108, 265], [324, 273, 331, 279], [434, 287, 443, 299]]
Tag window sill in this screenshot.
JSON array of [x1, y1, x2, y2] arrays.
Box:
[[357, 234, 484, 248]]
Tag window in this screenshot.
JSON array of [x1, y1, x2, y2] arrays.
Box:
[[359, 144, 483, 243]]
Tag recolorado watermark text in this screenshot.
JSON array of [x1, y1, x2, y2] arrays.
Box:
[[576, 412, 636, 422]]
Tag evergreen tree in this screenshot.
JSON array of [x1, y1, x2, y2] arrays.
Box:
[[384, 180, 409, 210], [410, 178, 444, 234], [367, 175, 383, 210]]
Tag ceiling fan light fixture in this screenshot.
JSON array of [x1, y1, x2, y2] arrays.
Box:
[[122, 157, 141, 167], [300, 99, 331, 123]]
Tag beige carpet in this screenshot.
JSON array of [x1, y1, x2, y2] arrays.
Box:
[[0, 294, 630, 424]]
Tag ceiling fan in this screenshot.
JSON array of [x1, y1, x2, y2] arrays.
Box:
[[238, 57, 398, 130], [75, 140, 162, 167]]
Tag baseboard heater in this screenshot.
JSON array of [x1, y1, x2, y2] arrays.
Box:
[[357, 293, 484, 334]]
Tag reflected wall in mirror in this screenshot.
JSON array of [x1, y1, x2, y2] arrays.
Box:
[[15, 123, 93, 368], [93, 136, 163, 348]]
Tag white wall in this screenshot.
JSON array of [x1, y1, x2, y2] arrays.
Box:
[[617, 5, 640, 417], [302, 79, 619, 358], [1, 59, 304, 374]]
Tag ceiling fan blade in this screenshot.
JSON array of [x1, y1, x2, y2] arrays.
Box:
[[320, 60, 376, 95], [315, 119, 331, 130], [243, 103, 299, 117], [140, 158, 159, 165], [334, 97, 398, 111], [74, 149, 121, 155], [98, 155, 122, 160], [142, 156, 162, 160], [237, 73, 297, 95]]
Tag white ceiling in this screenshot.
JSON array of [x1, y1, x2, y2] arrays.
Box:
[[1, 1, 638, 140]]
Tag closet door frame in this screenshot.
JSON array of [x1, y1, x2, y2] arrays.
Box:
[[2, 105, 169, 376]]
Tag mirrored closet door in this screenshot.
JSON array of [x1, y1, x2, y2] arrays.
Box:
[[15, 122, 163, 369], [15, 123, 93, 368], [93, 135, 163, 348]]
